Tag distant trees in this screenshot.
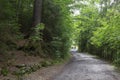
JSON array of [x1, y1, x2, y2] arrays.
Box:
[[76, 0, 120, 66]]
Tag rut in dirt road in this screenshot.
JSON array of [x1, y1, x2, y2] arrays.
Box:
[[53, 53, 120, 80]]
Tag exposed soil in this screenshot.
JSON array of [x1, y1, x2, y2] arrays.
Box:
[[0, 51, 43, 80], [23, 64, 65, 80], [0, 50, 67, 80]]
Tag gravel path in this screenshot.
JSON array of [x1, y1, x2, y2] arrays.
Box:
[[53, 53, 120, 80]]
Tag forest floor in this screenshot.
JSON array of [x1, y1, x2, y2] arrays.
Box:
[[0, 51, 67, 80], [23, 63, 65, 80], [53, 53, 120, 80]]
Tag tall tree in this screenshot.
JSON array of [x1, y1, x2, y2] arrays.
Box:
[[33, 0, 42, 26]]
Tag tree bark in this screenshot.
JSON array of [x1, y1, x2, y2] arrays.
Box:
[[16, 0, 22, 19], [33, 0, 42, 27]]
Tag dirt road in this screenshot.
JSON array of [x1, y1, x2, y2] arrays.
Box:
[[53, 53, 120, 80]]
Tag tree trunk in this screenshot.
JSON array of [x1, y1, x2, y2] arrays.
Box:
[[16, 0, 22, 19], [33, 0, 42, 27]]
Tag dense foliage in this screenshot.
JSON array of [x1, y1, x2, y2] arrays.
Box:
[[41, 0, 74, 59], [77, 0, 120, 66], [1, 0, 120, 67], [0, 0, 74, 60], [0, 0, 21, 55]]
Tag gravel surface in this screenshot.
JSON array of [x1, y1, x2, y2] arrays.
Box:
[[53, 53, 120, 80]]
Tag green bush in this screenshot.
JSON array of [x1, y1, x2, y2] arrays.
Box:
[[1, 67, 9, 76], [0, 21, 22, 56], [23, 23, 45, 56]]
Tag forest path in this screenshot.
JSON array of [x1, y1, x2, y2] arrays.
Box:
[[52, 53, 120, 80]]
